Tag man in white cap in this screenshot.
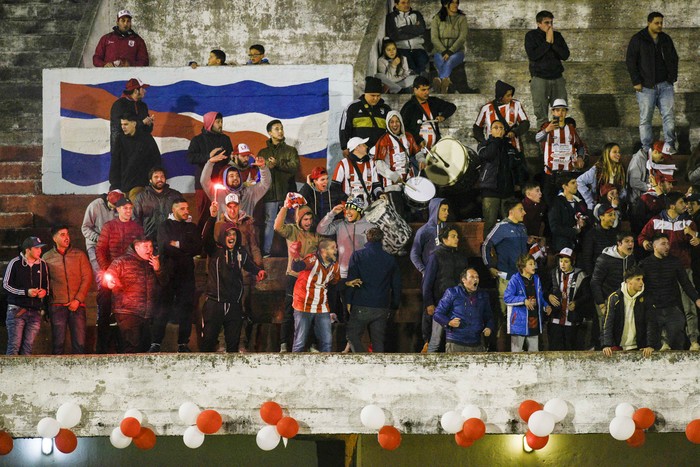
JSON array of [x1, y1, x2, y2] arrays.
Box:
[[93, 9, 149, 67], [331, 136, 382, 206], [3, 236, 49, 355], [535, 98, 588, 203]]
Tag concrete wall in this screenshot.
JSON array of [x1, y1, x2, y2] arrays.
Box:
[[1, 353, 699, 437]]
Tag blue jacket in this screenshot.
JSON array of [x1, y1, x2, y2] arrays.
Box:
[[503, 272, 549, 336], [347, 241, 401, 309], [410, 197, 447, 274], [481, 219, 528, 278], [434, 285, 494, 346]]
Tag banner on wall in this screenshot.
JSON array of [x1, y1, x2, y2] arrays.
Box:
[[42, 65, 353, 194]]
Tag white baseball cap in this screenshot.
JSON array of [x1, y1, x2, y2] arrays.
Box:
[[551, 99, 568, 109], [225, 192, 240, 205], [347, 137, 369, 153], [117, 9, 132, 19]]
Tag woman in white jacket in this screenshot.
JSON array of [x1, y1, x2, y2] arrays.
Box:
[[577, 142, 627, 210], [375, 39, 416, 94]]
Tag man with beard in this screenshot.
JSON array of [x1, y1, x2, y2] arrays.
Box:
[[43, 225, 93, 355], [187, 111, 233, 230], [291, 238, 341, 352], [339, 77, 392, 154], [93, 9, 149, 67], [132, 167, 183, 243], [109, 113, 161, 200], [258, 120, 300, 257], [109, 78, 153, 154], [331, 137, 382, 206], [104, 237, 164, 353]]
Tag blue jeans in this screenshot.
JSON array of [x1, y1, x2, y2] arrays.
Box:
[[637, 81, 675, 151], [5, 305, 42, 355], [292, 311, 332, 352], [263, 201, 282, 255], [50, 305, 87, 354], [433, 51, 464, 79]]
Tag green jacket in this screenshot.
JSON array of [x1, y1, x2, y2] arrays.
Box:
[[430, 13, 468, 54], [258, 138, 300, 202]]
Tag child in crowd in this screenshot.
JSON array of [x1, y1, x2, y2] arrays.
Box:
[[504, 253, 551, 352], [375, 39, 416, 94], [247, 44, 269, 65], [546, 248, 589, 350]]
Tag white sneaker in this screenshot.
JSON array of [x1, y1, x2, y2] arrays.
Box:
[[663, 142, 677, 156], [279, 343, 288, 353], [660, 343, 671, 351], [309, 345, 320, 353], [690, 342, 700, 351]]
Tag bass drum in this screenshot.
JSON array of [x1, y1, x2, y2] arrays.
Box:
[[364, 198, 413, 256], [423, 136, 470, 187]]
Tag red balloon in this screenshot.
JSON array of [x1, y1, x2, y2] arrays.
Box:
[[633, 408, 655, 430], [377, 425, 401, 451], [454, 430, 474, 448], [686, 419, 700, 444], [525, 430, 549, 450], [626, 429, 646, 447], [120, 417, 141, 438], [276, 417, 299, 439], [133, 427, 156, 450], [0, 431, 13, 456], [260, 401, 283, 425], [462, 418, 486, 441], [196, 410, 223, 435], [519, 400, 543, 423], [55, 429, 77, 454]]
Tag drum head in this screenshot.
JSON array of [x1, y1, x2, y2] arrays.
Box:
[[405, 176, 436, 203], [424, 137, 469, 187]]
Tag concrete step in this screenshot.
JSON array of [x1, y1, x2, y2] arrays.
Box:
[[0, 212, 33, 228], [0, 19, 63, 35], [0, 161, 41, 180], [0, 145, 42, 162], [464, 28, 699, 63], [0, 51, 70, 68], [0, 130, 42, 146], [0, 66, 42, 83], [0, 180, 39, 195], [0, 34, 75, 52], [0, 99, 42, 116], [409, 0, 700, 29], [0, 3, 85, 21]]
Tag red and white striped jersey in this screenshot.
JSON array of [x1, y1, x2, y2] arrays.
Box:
[[539, 122, 586, 174], [474, 100, 529, 152], [332, 157, 378, 201], [374, 132, 421, 187], [293, 253, 340, 313]]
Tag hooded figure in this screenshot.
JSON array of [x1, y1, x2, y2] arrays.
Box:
[[590, 245, 637, 308], [187, 111, 233, 191], [275, 204, 322, 277], [410, 197, 449, 274], [374, 110, 426, 191], [473, 80, 530, 153]]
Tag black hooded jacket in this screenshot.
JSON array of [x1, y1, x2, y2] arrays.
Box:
[[472, 80, 530, 143]]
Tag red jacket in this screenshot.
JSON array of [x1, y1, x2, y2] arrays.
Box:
[[292, 253, 340, 313], [96, 219, 145, 271], [93, 28, 149, 67], [638, 211, 697, 269], [106, 247, 164, 318]]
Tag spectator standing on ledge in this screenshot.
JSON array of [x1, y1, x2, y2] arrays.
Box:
[[93, 9, 149, 67], [43, 226, 93, 355], [345, 228, 401, 353], [524, 10, 570, 129], [626, 12, 679, 155], [109, 78, 153, 154], [3, 237, 49, 355], [433, 268, 493, 352]]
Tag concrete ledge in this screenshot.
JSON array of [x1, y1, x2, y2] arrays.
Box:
[[0, 352, 698, 436]]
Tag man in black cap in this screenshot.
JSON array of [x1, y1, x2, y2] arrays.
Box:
[[339, 76, 392, 155], [109, 78, 153, 154], [3, 236, 49, 355], [93, 9, 149, 67]]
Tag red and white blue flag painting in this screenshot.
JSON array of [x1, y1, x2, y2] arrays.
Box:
[[43, 66, 353, 194]]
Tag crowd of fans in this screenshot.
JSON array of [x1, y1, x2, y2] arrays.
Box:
[[3, 4, 694, 359]]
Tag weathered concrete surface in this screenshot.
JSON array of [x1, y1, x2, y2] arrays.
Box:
[[83, 0, 378, 67], [0, 353, 698, 437]]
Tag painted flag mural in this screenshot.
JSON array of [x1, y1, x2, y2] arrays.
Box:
[[43, 66, 353, 194]]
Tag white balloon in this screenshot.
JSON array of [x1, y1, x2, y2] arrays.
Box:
[[256, 425, 281, 451], [179, 402, 201, 426], [544, 398, 568, 423], [123, 409, 143, 424], [461, 404, 481, 421], [56, 402, 82, 429], [37, 417, 61, 438], [615, 403, 635, 418], [110, 427, 132, 449], [440, 411, 464, 434], [609, 416, 636, 441], [360, 405, 385, 430], [183, 425, 205, 449], [528, 410, 555, 437]]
